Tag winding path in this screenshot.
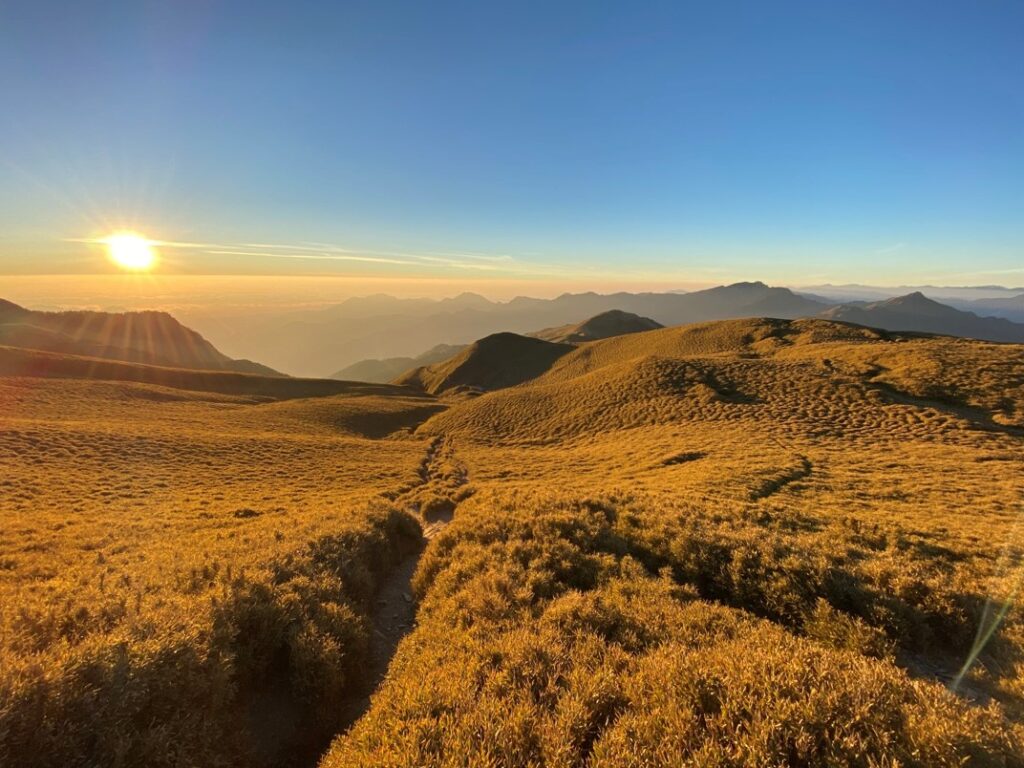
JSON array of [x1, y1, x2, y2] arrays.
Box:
[[336, 436, 467, 733]]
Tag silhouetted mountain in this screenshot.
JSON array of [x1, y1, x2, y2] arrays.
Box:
[[330, 344, 466, 383], [961, 294, 1024, 323], [209, 282, 828, 376], [798, 283, 1024, 304], [0, 300, 280, 375], [819, 292, 1024, 343], [395, 333, 573, 396], [531, 309, 663, 343]]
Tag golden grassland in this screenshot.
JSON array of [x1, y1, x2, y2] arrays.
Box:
[[2, 317, 1024, 766], [325, 319, 1024, 765], [0, 373, 442, 766], [325, 492, 1022, 767]]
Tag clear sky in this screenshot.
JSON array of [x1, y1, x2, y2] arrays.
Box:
[[1, 0, 1021, 287]]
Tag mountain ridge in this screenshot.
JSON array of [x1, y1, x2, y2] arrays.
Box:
[[210, 281, 825, 376], [0, 300, 279, 375], [530, 309, 663, 343], [818, 292, 1024, 343]]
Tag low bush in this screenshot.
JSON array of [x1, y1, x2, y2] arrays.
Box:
[[323, 493, 1022, 767], [0, 504, 421, 768]]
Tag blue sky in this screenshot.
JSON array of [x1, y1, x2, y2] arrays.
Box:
[[1, 0, 1021, 286]]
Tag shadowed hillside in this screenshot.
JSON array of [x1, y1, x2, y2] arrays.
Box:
[[0, 299, 277, 375], [337, 311, 662, 384], [395, 332, 574, 396], [965, 293, 1024, 323]]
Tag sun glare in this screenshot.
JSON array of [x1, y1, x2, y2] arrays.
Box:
[[104, 232, 157, 271]]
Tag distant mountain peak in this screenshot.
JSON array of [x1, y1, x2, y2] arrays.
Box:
[[874, 292, 952, 316], [819, 291, 1024, 342], [890, 291, 930, 303], [444, 292, 492, 304]]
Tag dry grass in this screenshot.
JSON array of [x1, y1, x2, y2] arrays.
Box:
[[323, 318, 1024, 765], [0, 374, 439, 766], [323, 492, 1022, 766], [3, 317, 1024, 766]]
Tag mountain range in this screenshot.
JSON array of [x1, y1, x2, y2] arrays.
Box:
[[332, 310, 663, 383], [296, 283, 1024, 382], [6, 282, 1024, 383], [819, 292, 1024, 343], [204, 282, 829, 377], [0, 299, 278, 375]]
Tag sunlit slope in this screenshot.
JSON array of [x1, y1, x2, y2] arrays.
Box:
[[395, 332, 573, 396], [0, 368, 445, 766], [418, 318, 1024, 441], [0, 298, 277, 374], [321, 317, 1024, 765], [323, 488, 1024, 767], [0, 344, 432, 403]]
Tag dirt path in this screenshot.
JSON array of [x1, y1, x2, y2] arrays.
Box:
[[335, 435, 467, 735]]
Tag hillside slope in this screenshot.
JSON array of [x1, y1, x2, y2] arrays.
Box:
[[0, 345, 421, 402], [395, 332, 573, 396], [0, 299, 278, 375], [6, 313, 1024, 766], [330, 343, 466, 383], [419, 317, 1024, 441], [324, 315, 1024, 765], [338, 311, 662, 384]]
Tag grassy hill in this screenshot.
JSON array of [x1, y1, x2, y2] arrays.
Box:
[[3, 315, 1023, 766], [395, 332, 574, 396], [415, 318, 1023, 439], [0, 344, 424, 401]]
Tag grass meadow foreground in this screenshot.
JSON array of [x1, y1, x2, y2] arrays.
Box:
[[2, 318, 1024, 766]]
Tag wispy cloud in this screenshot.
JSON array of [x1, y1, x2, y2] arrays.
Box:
[[225, 243, 510, 272], [69, 234, 706, 282], [206, 250, 417, 266], [71, 235, 551, 275], [873, 242, 907, 255]]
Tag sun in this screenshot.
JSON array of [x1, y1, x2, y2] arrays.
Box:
[[104, 232, 157, 271]]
